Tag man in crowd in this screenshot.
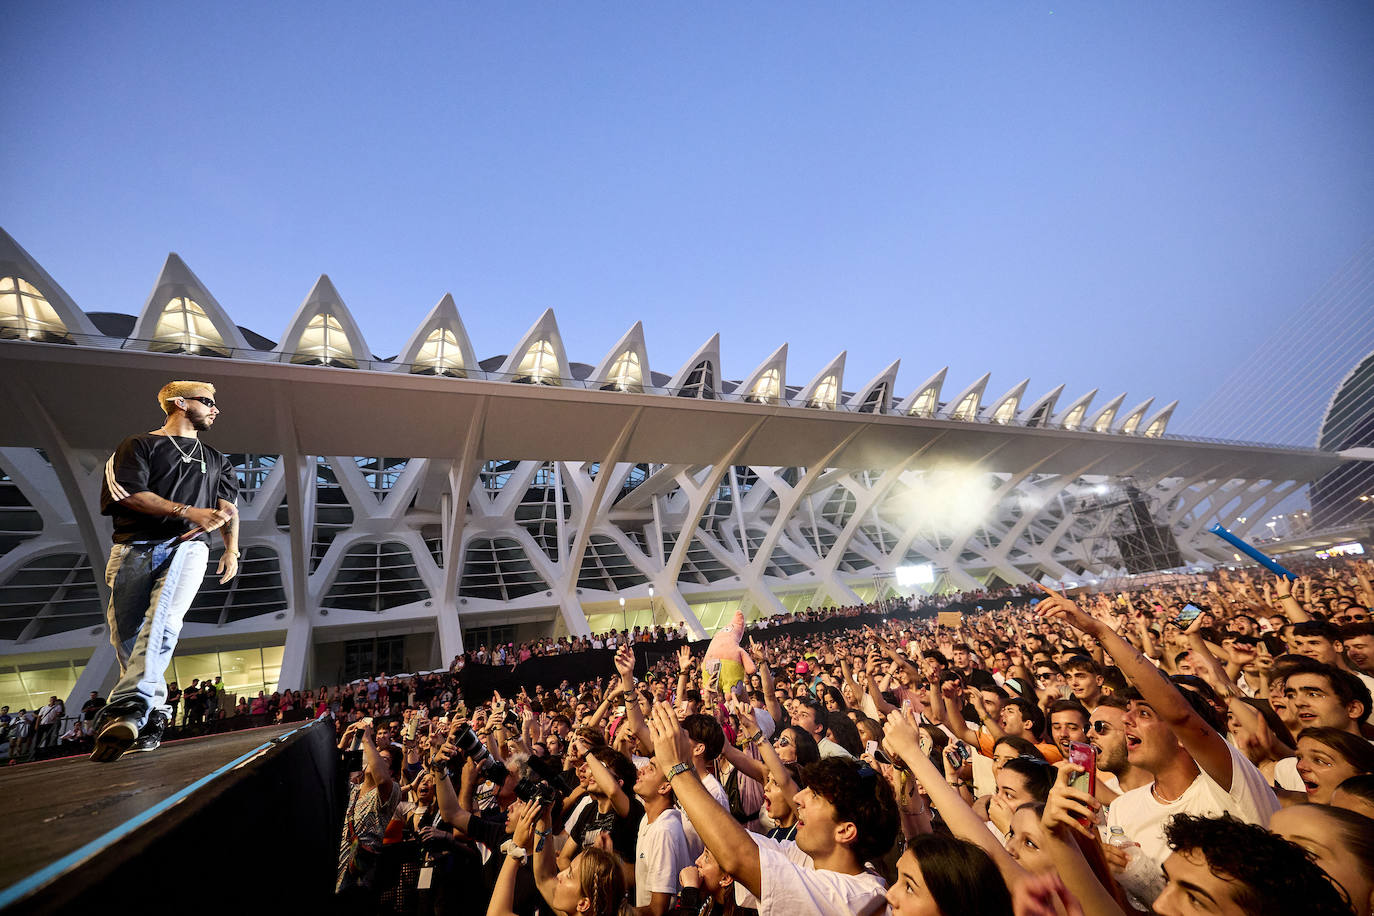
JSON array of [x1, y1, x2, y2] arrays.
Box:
[[1153, 814, 1353, 916], [1088, 695, 1152, 797], [81, 691, 106, 724], [1063, 655, 1106, 708], [1282, 657, 1370, 735], [647, 703, 897, 916], [1039, 592, 1280, 907], [632, 755, 691, 916]]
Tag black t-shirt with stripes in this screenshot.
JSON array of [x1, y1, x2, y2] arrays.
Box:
[[100, 433, 238, 544]]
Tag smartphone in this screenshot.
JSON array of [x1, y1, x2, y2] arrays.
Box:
[[1068, 741, 1097, 799], [865, 739, 879, 758], [946, 740, 972, 769], [1171, 603, 1203, 629], [404, 717, 418, 741]]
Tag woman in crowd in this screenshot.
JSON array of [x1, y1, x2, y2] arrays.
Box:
[[1227, 695, 1301, 790], [885, 834, 1013, 916], [1270, 803, 1374, 916], [1294, 726, 1374, 804], [487, 802, 628, 916]]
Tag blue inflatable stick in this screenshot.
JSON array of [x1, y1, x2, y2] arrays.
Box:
[[1207, 524, 1295, 579]]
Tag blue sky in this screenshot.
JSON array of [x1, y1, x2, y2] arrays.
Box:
[[4, 2, 1372, 438]]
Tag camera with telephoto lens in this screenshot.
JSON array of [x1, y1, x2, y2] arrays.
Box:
[[447, 723, 510, 785], [514, 776, 562, 808]]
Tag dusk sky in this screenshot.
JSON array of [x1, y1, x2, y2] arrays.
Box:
[[4, 2, 1372, 442]]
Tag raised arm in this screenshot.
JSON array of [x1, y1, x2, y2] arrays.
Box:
[[615, 645, 653, 752], [882, 708, 1027, 889], [1272, 575, 1311, 624], [748, 639, 783, 725], [647, 704, 762, 898], [580, 738, 632, 818], [1039, 767, 1129, 916], [1039, 591, 1235, 790]]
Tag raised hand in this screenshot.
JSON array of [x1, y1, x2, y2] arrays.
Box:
[[731, 699, 759, 735], [881, 707, 924, 764], [1035, 588, 1103, 637], [647, 703, 694, 776], [677, 645, 693, 673], [614, 644, 636, 681], [1041, 764, 1100, 839], [1011, 873, 1087, 916]]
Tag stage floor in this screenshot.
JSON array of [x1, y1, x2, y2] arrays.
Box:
[[0, 723, 305, 894]]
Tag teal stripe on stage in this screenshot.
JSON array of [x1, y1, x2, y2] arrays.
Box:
[[0, 723, 308, 909]]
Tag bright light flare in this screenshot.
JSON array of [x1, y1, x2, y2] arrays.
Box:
[[896, 563, 935, 586], [894, 466, 997, 534]]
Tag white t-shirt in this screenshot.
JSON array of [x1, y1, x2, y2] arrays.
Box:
[[1272, 756, 1307, 793], [635, 808, 692, 907], [733, 833, 888, 916], [680, 773, 730, 859], [817, 737, 854, 760], [1106, 742, 1279, 905]]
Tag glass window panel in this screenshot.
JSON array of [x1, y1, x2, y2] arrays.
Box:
[[910, 387, 938, 417], [0, 667, 27, 713], [260, 645, 285, 691], [808, 376, 838, 409], [748, 368, 779, 402], [169, 651, 222, 693], [215, 649, 256, 702], [515, 339, 560, 385], [151, 297, 228, 355], [293, 313, 356, 367], [605, 350, 642, 392], [0, 276, 69, 341], [414, 327, 465, 376], [4, 660, 84, 712]]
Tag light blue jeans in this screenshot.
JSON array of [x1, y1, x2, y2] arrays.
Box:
[[102, 540, 209, 728]]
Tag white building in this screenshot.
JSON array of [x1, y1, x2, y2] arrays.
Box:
[[0, 227, 1355, 709]]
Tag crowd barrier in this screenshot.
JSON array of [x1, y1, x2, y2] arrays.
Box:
[[455, 596, 1037, 700]]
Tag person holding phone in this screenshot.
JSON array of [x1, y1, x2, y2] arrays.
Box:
[[1037, 589, 1280, 907]]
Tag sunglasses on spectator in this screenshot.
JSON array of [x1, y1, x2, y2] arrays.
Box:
[[180, 395, 217, 409], [774, 735, 792, 747], [1090, 721, 1112, 735]]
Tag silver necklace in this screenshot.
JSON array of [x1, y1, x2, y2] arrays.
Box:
[[164, 433, 206, 473]]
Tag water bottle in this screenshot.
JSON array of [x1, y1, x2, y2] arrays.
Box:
[[1107, 826, 1136, 862]]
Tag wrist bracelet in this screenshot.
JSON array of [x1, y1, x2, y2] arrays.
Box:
[[666, 762, 693, 782], [173, 504, 189, 517]]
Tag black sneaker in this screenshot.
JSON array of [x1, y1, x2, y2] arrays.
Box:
[[90, 715, 140, 763], [129, 710, 171, 753]]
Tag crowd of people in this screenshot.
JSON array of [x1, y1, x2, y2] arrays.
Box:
[[317, 557, 1374, 916]]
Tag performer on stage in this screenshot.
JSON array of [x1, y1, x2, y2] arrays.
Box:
[[91, 381, 239, 762]]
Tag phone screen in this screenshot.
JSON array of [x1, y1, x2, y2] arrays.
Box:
[[1068, 741, 1097, 798], [1172, 603, 1203, 628]]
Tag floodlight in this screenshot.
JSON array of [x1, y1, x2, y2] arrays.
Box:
[[895, 563, 934, 586]]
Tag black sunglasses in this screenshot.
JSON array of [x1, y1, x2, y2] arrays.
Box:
[[1090, 721, 1112, 735], [182, 395, 217, 409]]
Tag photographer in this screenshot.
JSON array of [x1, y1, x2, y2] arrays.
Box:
[[387, 771, 465, 916], [336, 718, 399, 914], [430, 718, 554, 915]]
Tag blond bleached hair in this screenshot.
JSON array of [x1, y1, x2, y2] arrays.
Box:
[[157, 381, 216, 415]]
